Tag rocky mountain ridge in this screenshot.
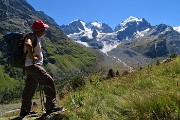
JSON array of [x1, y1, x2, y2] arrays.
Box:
[[60, 16, 180, 69], [60, 16, 180, 54]]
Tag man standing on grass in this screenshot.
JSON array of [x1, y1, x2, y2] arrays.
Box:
[[20, 20, 63, 118]]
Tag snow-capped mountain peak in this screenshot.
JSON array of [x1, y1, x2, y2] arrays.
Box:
[[114, 16, 151, 33], [90, 21, 103, 29], [60, 19, 86, 34], [60, 19, 117, 50], [60, 16, 179, 54], [79, 20, 89, 31], [114, 16, 151, 40], [69, 19, 82, 24], [173, 26, 180, 33], [120, 16, 142, 27]]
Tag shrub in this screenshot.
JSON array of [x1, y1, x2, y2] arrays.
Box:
[[107, 69, 115, 78], [116, 70, 120, 76], [122, 70, 129, 76], [89, 75, 101, 86], [170, 53, 177, 58], [70, 76, 86, 91], [71, 93, 85, 108]]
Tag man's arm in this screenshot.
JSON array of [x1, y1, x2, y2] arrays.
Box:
[[25, 35, 39, 61]]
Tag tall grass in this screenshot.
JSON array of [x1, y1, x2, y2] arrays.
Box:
[[61, 57, 180, 120]]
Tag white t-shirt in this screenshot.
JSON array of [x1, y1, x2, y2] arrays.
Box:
[[24, 37, 43, 66]]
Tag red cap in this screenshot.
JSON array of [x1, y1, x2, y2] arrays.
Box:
[[32, 20, 49, 31]]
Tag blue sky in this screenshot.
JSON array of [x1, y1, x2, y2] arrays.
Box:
[[26, 0, 180, 28]]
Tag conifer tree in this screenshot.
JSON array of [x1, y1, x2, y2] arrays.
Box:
[[108, 69, 115, 78], [116, 70, 120, 76]]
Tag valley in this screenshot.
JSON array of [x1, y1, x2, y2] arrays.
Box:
[[0, 0, 180, 119]]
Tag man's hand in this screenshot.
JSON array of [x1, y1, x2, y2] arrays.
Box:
[[32, 55, 39, 61]]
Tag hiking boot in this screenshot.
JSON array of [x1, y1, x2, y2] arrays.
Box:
[[46, 106, 64, 114], [20, 111, 36, 118]]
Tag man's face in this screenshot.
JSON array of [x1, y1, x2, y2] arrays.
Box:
[[38, 28, 46, 37]]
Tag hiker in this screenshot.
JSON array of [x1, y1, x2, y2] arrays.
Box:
[[20, 20, 63, 118]]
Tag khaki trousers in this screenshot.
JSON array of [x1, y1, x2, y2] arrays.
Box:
[[21, 64, 56, 112]]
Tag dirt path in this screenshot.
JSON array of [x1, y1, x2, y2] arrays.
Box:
[[0, 98, 42, 116], [0, 103, 21, 115]]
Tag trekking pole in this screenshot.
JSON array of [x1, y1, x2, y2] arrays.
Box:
[[39, 84, 45, 112]]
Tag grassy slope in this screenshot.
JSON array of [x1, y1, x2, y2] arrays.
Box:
[[1, 56, 180, 120], [42, 37, 97, 80], [126, 37, 158, 55], [61, 56, 180, 120]]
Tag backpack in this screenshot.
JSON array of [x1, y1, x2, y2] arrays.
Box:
[[3, 32, 37, 68]]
